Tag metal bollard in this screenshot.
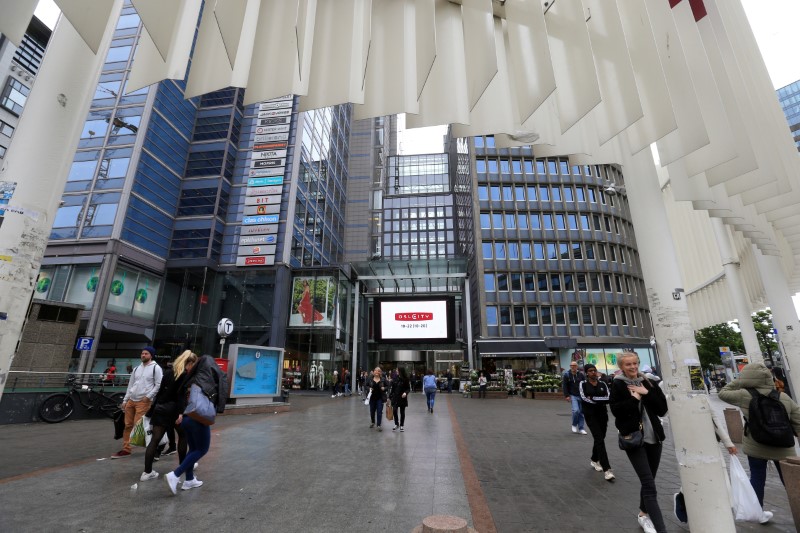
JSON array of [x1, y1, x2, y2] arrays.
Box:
[[779, 456, 800, 528], [723, 408, 744, 443]]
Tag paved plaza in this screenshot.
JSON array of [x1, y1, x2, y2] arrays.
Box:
[[0, 391, 795, 532]]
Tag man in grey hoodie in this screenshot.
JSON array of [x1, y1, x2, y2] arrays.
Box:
[[111, 346, 163, 459], [719, 362, 800, 521]]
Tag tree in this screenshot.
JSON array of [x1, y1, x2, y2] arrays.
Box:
[[694, 323, 744, 369], [751, 309, 779, 361]]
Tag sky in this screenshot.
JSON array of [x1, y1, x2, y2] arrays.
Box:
[[32, 0, 800, 317]]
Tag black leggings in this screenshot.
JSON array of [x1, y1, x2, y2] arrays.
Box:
[[144, 422, 187, 474], [393, 405, 406, 427]]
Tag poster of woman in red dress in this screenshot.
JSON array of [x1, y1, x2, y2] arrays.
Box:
[[289, 277, 335, 326]]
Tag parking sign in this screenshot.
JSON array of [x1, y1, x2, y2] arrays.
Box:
[[75, 337, 94, 351]]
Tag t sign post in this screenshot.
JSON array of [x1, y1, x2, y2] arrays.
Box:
[[217, 318, 234, 359]]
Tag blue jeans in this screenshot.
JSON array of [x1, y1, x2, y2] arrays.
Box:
[[174, 417, 210, 482], [570, 395, 584, 430], [748, 456, 784, 507], [344, 382, 351, 395], [425, 389, 437, 410], [369, 398, 384, 426]]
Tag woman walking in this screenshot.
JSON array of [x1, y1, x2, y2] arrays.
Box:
[[423, 369, 437, 413], [477, 372, 487, 399], [165, 354, 227, 494], [391, 367, 411, 432], [610, 352, 668, 533], [140, 351, 197, 481], [367, 366, 388, 431]]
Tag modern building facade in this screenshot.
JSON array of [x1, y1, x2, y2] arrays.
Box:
[[777, 80, 800, 152], [0, 16, 51, 162], [470, 135, 655, 376]]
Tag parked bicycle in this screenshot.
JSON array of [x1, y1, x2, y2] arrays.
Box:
[[38, 376, 125, 423]]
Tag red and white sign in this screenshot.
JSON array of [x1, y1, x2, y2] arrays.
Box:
[[244, 195, 281, 206], [236, 255, 277, 267], [379, 300, 449, 340]]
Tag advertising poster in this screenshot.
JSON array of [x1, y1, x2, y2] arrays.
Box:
[[288, 276, 336, 327], [376, 298, 453, 341], [229, 344, 283, 397]]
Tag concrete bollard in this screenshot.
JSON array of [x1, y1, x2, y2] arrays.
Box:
[[410, 515, 478, 533], [779, 457, 800, 528], [724, 408, 744, 443]]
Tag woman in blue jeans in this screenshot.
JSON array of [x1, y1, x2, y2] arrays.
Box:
[[423, 369, 437, 414], [367, 366, 388, 431], [610, 352, 669, 533], [165, 354, 227, 494]]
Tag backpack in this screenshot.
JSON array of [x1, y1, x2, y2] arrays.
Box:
[[744, 388, 795, 448]]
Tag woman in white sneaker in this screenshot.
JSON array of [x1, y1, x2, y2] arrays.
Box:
[[367, 367, 388, 431], [140, 351, 197, 482], [610, 352, 668, 533]]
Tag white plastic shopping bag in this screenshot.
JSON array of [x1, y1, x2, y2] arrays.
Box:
[[729, 455, 763, 522], [364, 390, 372, 405], [142, 416, 169, 448]]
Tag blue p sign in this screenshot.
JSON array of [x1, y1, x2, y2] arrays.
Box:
[[75, 337, 94, 351]]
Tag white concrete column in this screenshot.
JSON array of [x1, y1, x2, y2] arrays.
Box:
[[752, 247, 800, 400], [710, 218, 762, 362], [0, 4, 122, 402], [621, 145, 735, 532]]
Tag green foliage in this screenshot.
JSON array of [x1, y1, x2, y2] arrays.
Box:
[[694, 322, 743, 368], [752, 309, 779, 357]]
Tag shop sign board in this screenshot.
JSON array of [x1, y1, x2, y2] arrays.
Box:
[[239, 234, 277, 246], [258, 100, 293, 111], [251, 158, 286, 169], [235, 255, 276, 267], [247, 176, 283, 187], [255, 124, 290, 134], [244, 195, 282, 206], [258, 116, 291, 126], [248, 167, 284, 178], [257, 108, 292, 118], [236, 244, 276, 256], [243, 214, 279, 225], [253, 149, 287, 160], [240, 224, 278, 235], [246, 186, 283, 197], [244, 203, 280, 215], [254, 132, 289, 143]]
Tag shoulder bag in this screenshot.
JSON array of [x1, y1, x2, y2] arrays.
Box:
[[185, 383, 216, 425], [618, 400, 644, 451]]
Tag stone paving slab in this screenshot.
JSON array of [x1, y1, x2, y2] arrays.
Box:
[[0, 391, 796, 532]]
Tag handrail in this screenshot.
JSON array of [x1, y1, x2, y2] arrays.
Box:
[[6, 370, 131, 392]]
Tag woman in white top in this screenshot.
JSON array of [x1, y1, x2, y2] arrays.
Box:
[[478, 372, 488, 399]]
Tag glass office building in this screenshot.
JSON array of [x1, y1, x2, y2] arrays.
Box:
[[777, 80, 800, 152]]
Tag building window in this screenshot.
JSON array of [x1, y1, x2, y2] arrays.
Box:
[[595, 306, 605, 325], [0, 145, 5, 158], [541, 306, 552, 325], [0, 120, 14, 137], [527, 306, 539, 325], [582, 306, 592, 324], [484, 273, 495, 291], [568, 305, 579, 325], [577, 274, 587, 291], [1, 77, 30, 115], [514, 306, 525, 325], [497, 273, 508, 291], [499, 306, 511, 325]]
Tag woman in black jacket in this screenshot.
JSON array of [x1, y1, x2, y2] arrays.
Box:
[[140, 351, 198, 482], [165, 354, 228, 494], [610, 352, 668, 533], [391, 367, 411, 432]]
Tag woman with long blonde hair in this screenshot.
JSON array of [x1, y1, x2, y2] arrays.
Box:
[[140, 350, 197, 482], [609, 351, 668, 533]]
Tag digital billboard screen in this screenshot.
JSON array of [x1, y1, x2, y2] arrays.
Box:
[[374, 297, 455, 343]]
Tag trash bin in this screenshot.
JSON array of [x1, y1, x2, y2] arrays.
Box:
[[724, 408, 744, 443], [779, 456, 800, 527]]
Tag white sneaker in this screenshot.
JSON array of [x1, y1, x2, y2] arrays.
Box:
[[571, 425, 578, 433], [759, 511, 773, 524], [140, 471, 159, 481], [182, 478, 203, 490], [604, 470, 615, 482], [331, 395, 336, 398], [590, 461, 603, 472], [165, 472, 179, 495], [637, 514, 656, 533], [579, 429, 588, 435]]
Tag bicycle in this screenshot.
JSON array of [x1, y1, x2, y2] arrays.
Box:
[[38, 377, 125, 423]]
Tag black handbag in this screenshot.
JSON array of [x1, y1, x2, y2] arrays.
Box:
[[618, 423, 644, 450]]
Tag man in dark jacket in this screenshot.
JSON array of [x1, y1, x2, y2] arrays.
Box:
[[579, 364, 614, 481], [563, 361, 586, 434]]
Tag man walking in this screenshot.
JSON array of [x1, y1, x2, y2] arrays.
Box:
[[562, 361, 586, 434], [579, 364, 614, 481], [112, 346, 163, 459]]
